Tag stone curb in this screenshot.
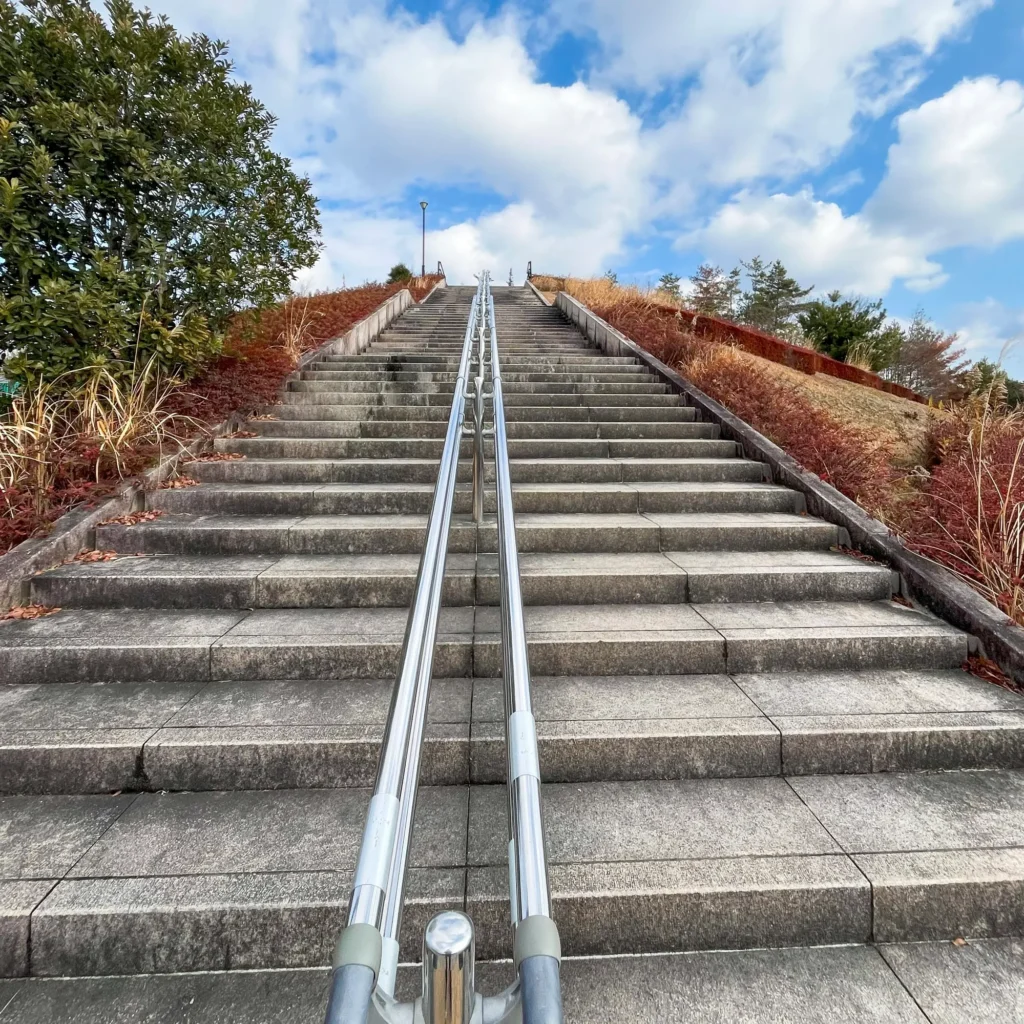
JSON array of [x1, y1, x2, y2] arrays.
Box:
[[526, 280, 552, 306], [0, 286, 425, 612], [555, 290, 1024, 686]]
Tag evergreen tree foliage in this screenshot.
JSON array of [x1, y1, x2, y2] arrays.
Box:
[[0, 0, 321, 385], [689, 263, 741, 319], [387, 263, 412, 283], [798, 290, 901, 369], [738, 257, 812, 336], [657, 272, 681, 300]]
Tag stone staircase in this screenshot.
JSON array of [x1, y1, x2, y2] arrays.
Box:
[[0, 285, 1022, 1020]]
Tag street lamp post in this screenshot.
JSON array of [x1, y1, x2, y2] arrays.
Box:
[[420, 201, 428, 277]]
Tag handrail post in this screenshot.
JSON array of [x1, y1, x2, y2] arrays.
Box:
[[422, 911, 476, 1024]]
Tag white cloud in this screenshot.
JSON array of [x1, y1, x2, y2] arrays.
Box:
[[953, 298, 1024, 373], [685, 74, 1024, 298], [140, 1, 648, 285], [684, 188, 945, 295], [557, 0, 991, 188], [867, 76, 1024, 249]]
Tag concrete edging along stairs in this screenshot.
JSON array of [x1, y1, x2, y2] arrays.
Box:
[[0, 284, 1021, 1020]]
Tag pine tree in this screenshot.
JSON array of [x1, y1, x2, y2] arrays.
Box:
[[738, 258, 813, 336], [689, 264, 741, 319], [657, 272, 682, 300], [798, 290, 888, 364]]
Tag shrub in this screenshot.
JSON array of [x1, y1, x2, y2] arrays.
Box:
[[0, 0, 321, 386], [388, 263, 413, 283], [898, 399, 1024, 622], [594, 298, 896, 511]]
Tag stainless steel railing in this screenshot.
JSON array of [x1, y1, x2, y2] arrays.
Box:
[[325, 278, 484, 1022], [325, 273, 561, 1024], [484, 273, 564, 1022]]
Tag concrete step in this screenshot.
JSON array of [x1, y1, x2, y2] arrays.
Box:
[[0, 601, 965, 685], [95, 513, 478, 556], [30, 549, 890, 611], [3, 770, 1020, 976], [151, 480, 794, 517], [245, 419, 716, 440], [477, 550, 893, 603], [482, 512, 839, 553], [31, 553, 477, 609], [266, 403, 696, 422], [214, 436, 737, 459], [189, 456, 765, 485], [472, 600, 966, 676], [4, 940, 1016, 1022], [288, 380, 671, 395], [3, 669, 1022, 798], [0, 607, 475, 683]]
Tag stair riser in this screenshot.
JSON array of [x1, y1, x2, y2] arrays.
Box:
[[0, 639, 473, 685], [289, 382, 670, 395], [31, 572, 475, 610], [215, 439, 737, 459], [478, 523, 839, 554], [469, 885, 870, 960], [247, 421, 716, 440], [474, 633, 966, 676], [95, 524, 477, 556], [31, 861, 1016, 976], [31, 565, 891, 611], [189, 460, 763, 485]]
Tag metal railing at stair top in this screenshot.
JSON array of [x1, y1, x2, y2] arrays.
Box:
[[325, 273, 562, 1024]]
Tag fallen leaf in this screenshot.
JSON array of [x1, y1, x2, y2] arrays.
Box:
[[158, 476, 200, 490], [2, 604, 61, 621], [72, 549, 119, 563], [185, 451, 246, 463], [100, 509, 165, 527]]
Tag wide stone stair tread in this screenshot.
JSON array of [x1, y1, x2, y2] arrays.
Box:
[[3, 938, 1021, 1022], [5, 668, 1021, 798], [3, 770, 1023, 976]]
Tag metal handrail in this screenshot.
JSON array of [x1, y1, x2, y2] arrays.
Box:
[[325, 278, 484, 1023], [326, 274, 561, 1024], [485, 274, 564, 1023]]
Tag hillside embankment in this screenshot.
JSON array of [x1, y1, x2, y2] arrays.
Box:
[[533, 275, 1024, 636]]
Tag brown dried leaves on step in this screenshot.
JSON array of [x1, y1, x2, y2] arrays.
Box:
[[2, 604, 61, 621], [100, 509, 164, 527], [185, 451, 245, 463], [158, 476, 200, 489], [963, 654, 1021, 694], [72, 549, 119, 563]]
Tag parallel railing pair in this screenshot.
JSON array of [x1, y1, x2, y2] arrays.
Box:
[[325, 274, 563, 1024]]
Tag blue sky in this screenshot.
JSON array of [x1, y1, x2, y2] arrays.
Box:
[[140, 1, 1023, 372]]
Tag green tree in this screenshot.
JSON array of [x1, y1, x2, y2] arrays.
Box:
[[798, 290, 895, 365], [387, 263, 413, 283], [657, 272, 681, 300], [0, 0, 321, 385], [689, 263, 741, 319], [738, 257, 813, 336]]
